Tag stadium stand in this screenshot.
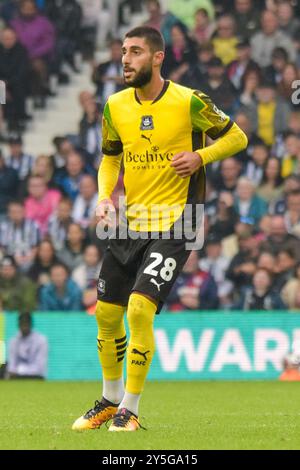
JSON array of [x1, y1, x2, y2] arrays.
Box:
[[0, 0, 300, 314]]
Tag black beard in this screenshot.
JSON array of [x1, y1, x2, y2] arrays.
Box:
[[124, 66, 153, 88]]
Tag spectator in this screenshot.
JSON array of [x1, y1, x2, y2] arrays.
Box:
[[51, 136, 74, 177], [31, 154, 57, 189], [72, 244, 102, 309], [47, 197, 73, 251], [72, 175, 98, 229], [195, 40, 214, 75], [7, 312, 48, 379], [191, 8, 215, 44], [257, 215, 273, 240], [179, 41, 213, 89], [245, 79, 290, 146], [11, 0, 56, 108], [0, 200, 40, 271], [211, 157, 242, 192], [271, 175, 300, 215], [56, 222, 85, 271], [5, 134, 33, 184], [161, 23, 197, 83], [78, 98, 102, 164], [92, 38, 125, 105], [281, 262, 300, 310], [209, 191, 238, 239], [212, 14, 239, 66], [24, 175, 61, 235], [233, 267, 287, 310], [166, 250, 219, 311], [72, 244, 102, 290], [257, 250, 276, 272], [226, 228, 259, 292], [277, 0, 300, 38], [78, 89, 94, 111], [0, 27, 31, 132], [227, 38, 258, 91], [39, 262, 82, 311], [257, 156, 284, 203], [0, 255, 37, 311], [212, 0, 234, 16], [264, 46, 289, 86], [0, 150, 18, 218], [200, 57, 238, 115], [284, 189, 300, 237], [28, 240, 58, 287], [260, 215, 300, 260], [273, 247, 297, 291], [232, 0, 260, 39], [281, 132, 300, 178], [143, 0, 183, 47], [239, 65, 262, 107], [55, 150, 90, 201], [250, 10, 296, 67], [234, 177, 268, 224], [277, 63, 300, 111], [199, 233, 233, 306], [243, 139, 269, 186]]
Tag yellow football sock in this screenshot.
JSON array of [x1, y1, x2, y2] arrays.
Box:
[[95, 300, 126, 381], [126, 292, 157, 394]]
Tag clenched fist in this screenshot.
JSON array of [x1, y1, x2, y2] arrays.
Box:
[[170, 151, 203, 178], [95, 198, 116, 228]]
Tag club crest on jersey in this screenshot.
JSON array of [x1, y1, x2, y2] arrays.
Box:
[[140, 115, 154, 130], [213, 104, 227, 122], [97, 278, 105, 294]]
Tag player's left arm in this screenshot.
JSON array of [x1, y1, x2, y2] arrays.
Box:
[[171, 91, 248, 178]]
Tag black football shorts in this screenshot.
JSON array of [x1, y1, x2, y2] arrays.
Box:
[[97, 230, 193, 312]]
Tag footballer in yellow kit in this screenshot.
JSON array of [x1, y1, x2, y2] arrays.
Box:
[[72, 26, 248, 432], [101, 80, 233, 231]]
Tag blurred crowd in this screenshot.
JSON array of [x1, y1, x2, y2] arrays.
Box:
[[1, 0, 300, 313]]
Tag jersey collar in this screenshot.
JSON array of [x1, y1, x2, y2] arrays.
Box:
[[134, 80, 170, 105]]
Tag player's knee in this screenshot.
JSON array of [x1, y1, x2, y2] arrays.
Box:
[[127, 293, 156, 330], [95, 300, 123, 331]]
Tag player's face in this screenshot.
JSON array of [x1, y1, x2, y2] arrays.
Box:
[[122, 37, 154, 88]]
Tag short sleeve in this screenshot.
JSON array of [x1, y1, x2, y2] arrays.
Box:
[[190, 90, 233, 140], [102, 101, 123, 155]]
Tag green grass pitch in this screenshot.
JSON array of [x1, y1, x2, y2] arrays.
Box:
[[0, 381, 300, 450]]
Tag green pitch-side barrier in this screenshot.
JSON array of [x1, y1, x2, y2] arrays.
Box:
[[2, 311, 300, 380]]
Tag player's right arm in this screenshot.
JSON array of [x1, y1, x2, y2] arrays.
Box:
[[96, 101, 123, 225]]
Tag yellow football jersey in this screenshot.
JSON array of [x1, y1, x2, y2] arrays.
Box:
[[101, 80, 233, 231]]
